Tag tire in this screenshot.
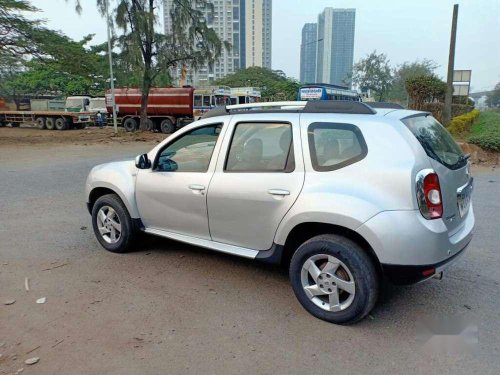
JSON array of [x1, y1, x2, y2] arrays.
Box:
[[123, 118, 137, 132], [55, 117, 68, 130], [91, 194, 136, 253], [160, 118, 175, 134], [289, 234, 379, 325], [36, 117, 46, 129], [45, 117, 55, 130]]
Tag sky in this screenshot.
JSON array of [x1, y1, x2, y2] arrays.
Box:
[[29, 0, 500, 92]]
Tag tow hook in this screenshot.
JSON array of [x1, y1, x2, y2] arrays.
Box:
[[433, 271, 444, 280]]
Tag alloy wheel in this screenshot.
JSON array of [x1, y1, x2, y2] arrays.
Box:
[[96, 205, 122, 244], [300, 254, 356, 312]]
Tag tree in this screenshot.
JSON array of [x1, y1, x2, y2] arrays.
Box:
[[405, 75, 447, 110], [75, 0, 228, 130], [215, 67, 301, 101], [351, 51, 393, 102], [388, 59, 439, 103], [486, 82, 500, 108]]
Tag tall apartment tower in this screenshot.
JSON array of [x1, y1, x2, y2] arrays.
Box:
[[300, 23, 318, 83], [164, 0, 272, 86], [316, 8, 355, 87]]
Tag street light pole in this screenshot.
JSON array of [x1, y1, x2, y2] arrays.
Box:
[[443, 4, 459, 125], [105, 0, 118, 134]]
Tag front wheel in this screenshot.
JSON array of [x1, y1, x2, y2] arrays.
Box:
[[91, 194, 136, 253], [289, 234, 379, 324]]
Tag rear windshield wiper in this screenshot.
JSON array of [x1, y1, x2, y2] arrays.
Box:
[[459, 153, 471, 163]]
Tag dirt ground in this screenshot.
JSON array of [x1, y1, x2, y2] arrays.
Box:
[[1, 126, 500, 374], [0, 125, 167, 147]]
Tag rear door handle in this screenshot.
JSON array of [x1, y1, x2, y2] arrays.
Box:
[[268, 189, 290, 196], [188, 184, 205, 191]]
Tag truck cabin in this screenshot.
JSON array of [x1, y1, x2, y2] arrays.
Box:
[[65, 96, 91, 113]]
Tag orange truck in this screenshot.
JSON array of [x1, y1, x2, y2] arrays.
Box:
[[106, 87, 195, 133]]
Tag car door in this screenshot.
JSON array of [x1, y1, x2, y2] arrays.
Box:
[[207, 113, 305, 250], [135, 122, 225, 239]]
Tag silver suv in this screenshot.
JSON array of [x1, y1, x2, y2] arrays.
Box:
[[85, 101, 474, 324]]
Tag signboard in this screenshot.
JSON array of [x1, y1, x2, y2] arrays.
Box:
[[453, 84, 470, 96], [453, 70, 472, 83], [300, 87, 323, 100]]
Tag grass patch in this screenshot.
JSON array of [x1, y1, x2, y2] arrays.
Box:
[[468, 111, 500, 151]]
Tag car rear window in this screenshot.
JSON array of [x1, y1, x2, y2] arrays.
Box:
[[402, 115, 466, 170]]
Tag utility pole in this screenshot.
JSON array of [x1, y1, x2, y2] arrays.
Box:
[[443, 4, 459, 125], [105, 0, 118, 134]]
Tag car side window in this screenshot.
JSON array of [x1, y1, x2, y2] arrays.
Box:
[[308, 123, 367, 171], [225, 122, 294, 172], [155, 124, 222, 172]]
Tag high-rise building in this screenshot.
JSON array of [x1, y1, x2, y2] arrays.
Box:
[[300, 23, 318, 83], [316, 8, 355, 87], [164, 0, 272, 86]]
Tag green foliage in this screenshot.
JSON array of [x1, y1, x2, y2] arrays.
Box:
[[447, 109, 480, 137], [468, 111, 500, 151], [215, 67, 301, 101], [388, 59, 438, 102], [351, 51, 393, 101], [405, 75, 447, 110], [486, 82, 500, 108]]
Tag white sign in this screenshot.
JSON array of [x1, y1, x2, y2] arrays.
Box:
[[300, 88, 323, 99]]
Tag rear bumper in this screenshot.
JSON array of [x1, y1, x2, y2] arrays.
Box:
[[357, 205, 474, 272], [381, 238, 471, 285]]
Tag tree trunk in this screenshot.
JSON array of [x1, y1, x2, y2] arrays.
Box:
[[139, 61, 152, 131]]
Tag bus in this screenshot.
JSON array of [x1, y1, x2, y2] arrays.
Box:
[[229, 87, 261, 105], [298, 84, 361, 102], [193, 86, 231, 119]]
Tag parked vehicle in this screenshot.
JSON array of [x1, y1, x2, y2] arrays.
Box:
[[88, 97, 108, 125], [85, 101, 474, 324], [0, 96, 94, 130], [229, 87, 261, 105], [106, 87, 195, 133], [193, 86, 231, 119], [298, 84, 361, 101]]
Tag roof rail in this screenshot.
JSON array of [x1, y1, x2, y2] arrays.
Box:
[[201, 100, 376, 119], [365, 102, 405, 109], [303, 101, 375, 114]]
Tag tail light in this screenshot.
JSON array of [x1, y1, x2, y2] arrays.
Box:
[[416, 169, 443, 219]]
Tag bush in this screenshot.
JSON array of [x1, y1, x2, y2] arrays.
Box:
[[406, 75, 447, 110], [421, 102, 474, 123], [468, 111, 500, 151], [447, 109, 480, 137]]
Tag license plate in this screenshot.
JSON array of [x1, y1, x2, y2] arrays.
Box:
[[457, 178, 473, 218]]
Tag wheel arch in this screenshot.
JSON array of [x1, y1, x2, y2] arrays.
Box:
[[279, 222, 382, 272]]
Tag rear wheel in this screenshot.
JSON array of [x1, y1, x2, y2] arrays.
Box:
[[91, 194, 136, 253], [123, 118, 137, 132], [160, 118, 175, 134], [289, 234, 379, 324], [45, 117, 55, 130], [55, 117, 68, 130], [36, 117, 46, 129]]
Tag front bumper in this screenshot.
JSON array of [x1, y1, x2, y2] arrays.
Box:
[[381, 238, 471, 285]]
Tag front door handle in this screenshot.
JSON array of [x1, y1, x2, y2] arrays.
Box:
[[188, 184, 205, 191], [268, 189, 290, 196]]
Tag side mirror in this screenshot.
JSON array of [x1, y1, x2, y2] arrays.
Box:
[[135, 154, 151, 169]]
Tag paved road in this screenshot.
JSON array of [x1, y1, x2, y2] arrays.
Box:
[[1, 142, 499, 374]]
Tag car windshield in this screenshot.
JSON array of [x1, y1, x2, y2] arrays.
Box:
[[402, 115, 466, 170]]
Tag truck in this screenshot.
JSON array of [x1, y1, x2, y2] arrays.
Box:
[[106, 87, 195, 133], [88, 97, 108, 124], [0, 97, 95, 130]]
